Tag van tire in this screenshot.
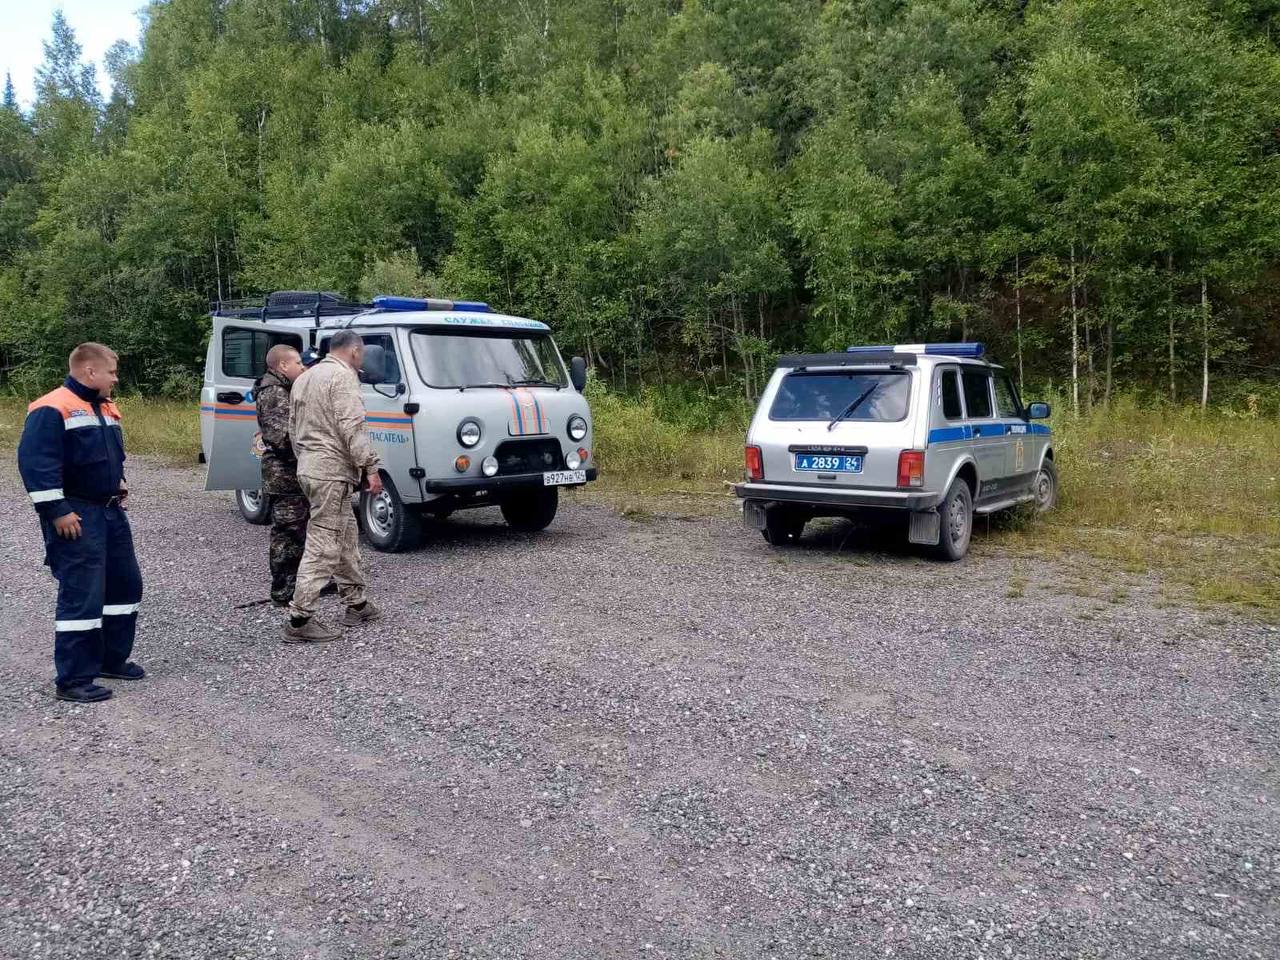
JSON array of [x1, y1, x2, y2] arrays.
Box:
[[501, 487, 558, 532], [761, 507, 806, 546], [931, 478, 973, 561], [237, 489, 271, 525], [359, 473, 424, 552]]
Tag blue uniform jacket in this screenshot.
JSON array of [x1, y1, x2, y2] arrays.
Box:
[[17, 377, 127, 520]]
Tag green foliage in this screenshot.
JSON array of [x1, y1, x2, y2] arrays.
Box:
[[0, 0, 1276, 402]]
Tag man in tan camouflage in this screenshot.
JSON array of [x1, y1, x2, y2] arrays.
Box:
[[255, 344, 308, 605], [284, 330, 384, 643]]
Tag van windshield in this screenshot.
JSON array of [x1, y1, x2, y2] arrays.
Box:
[[410, 329, 568, 389], [770, 370, 910, 422]]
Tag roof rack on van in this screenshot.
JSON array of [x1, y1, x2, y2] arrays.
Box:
[[847, 342, 985, 359], [210, 290, 500, 326], [210, 290, 370, 324]]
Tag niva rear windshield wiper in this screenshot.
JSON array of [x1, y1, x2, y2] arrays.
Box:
[[827, 384, 878, 431]]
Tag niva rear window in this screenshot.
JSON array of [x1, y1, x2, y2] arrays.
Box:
[[769, 371, 910, 422]]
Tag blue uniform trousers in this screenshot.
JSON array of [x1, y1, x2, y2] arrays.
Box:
[[40, 501, 143, 689]]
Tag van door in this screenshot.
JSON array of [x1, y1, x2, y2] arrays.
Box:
[[202, 317, 306, 491], [315, 330, 421, 502]]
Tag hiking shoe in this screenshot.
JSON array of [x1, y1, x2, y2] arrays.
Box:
[[341, 601, 382, 626], [282, 618, 341, 644], [99, 662, 146, 681], [56, 683, 113, 703]]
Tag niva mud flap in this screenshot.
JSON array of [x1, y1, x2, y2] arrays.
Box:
[[742, 500, 768, 531], [909, 509, 941, 545]]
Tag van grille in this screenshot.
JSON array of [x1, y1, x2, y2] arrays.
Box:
[[494, 439, 563, 475]]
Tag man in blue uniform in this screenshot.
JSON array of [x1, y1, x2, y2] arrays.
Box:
[[17, 342, 145, 703]]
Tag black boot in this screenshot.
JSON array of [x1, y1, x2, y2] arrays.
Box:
[[56, 683, 113, 703]]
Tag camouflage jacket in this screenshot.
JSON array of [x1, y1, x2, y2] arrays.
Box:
[[289, 355, 381, 484], [254, 369, 301, 496]]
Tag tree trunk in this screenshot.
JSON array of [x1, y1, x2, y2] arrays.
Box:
[[256, 107, 267, 198], [1167, 252, 1176, 404], [213, 234, 223, 303], [468, 0, 486, 92], [1104, 314, 1114, 408], [1082, 284, 1094, 411], [1200, 276, 1210, 411], [1015, 252, 1024, 394], [1070, 242, 1079, 416]]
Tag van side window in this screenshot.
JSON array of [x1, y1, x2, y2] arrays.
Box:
[[222, 327, 302, 380], [994, 374, 1022, 419], [961, 370, 993, 419], [360, 333, 401, 385], [940, 370, 963, 419]]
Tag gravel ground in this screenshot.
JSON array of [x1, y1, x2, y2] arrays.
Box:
[[0, 457, 1277, 960]]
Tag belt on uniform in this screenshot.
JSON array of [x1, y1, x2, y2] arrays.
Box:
[[66, 493, 125, 507]]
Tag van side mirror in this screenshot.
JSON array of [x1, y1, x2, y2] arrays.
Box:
[[569, 356, 587, 392], [1027, 402, 1051, 420], [359, 344, 387, 384]]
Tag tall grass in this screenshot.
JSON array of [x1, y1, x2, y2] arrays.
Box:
[[589, 383, 1280, 615], [0, 396, 202, 463], [1, 388, 1275, 613]]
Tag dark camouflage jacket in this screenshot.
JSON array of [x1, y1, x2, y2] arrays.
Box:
[[254, 369, 301, 496]]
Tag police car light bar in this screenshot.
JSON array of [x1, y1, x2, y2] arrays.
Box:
[[373, 295, 492, 313], [847, 342, 984, 358]]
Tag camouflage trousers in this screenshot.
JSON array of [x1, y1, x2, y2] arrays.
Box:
[[268, 494, 309, 604], [288, 477, 366, 620]]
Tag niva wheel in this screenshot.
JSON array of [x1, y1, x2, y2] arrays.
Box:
[[1033, 460, 1058, 514], [930, 478, 973, 561], [761, 508, 806, 546]]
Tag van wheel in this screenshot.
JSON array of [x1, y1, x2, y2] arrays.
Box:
[[931, 478, 973, 561], [1033, 460, 1058, 514], [761, 508, 806, 546], [501, 487, 558, 532], [360, 473, 423, 552], [237, 489, 271, 525]]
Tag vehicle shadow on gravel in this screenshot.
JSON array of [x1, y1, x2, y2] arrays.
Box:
[[399, 510, 584, 552], [784, 516, 940, 563]]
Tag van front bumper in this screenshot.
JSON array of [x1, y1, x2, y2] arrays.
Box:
[[733, 481, 942, 512], [425, 467, 597, 495]]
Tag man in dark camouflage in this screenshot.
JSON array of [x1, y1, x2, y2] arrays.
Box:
[[255, 344, 308, 605]]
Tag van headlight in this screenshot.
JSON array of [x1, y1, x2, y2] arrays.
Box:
[[567, 415, 588, 442], [457, 419, 482, 448]]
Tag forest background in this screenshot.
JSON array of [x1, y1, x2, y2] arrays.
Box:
[[1, 0, 1279, 611], [2, 0, 1280, 416]]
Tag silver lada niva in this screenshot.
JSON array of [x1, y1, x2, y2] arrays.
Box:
[[733, 343, 1056, 560]]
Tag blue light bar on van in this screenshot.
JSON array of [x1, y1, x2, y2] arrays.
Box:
[[922, 342, 984, 358], [373, 295, 492, 313], [847, 342, 984, 358]]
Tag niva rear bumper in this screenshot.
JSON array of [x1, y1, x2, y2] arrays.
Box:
[[733, 481, 942, 512]]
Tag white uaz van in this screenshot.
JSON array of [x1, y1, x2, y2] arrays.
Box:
[[201, 291, 596, 551]]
